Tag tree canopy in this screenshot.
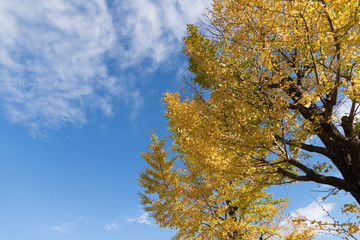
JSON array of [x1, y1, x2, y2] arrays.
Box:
[[139, 0, 360, 239]]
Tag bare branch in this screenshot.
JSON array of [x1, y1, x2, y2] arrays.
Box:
[[277, 164, 352, 193], [275, 135, 330, 157]]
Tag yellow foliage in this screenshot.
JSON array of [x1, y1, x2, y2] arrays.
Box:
[[140, 0, 360, 238]]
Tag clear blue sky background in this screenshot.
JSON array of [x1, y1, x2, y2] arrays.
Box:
[[0, 0, 356, 239]]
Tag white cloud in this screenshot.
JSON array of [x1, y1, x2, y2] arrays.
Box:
[[0, 0, 121, 130], [114, 0, 211, 67], [0, 0, 209, 131], [50, 222, 74, 233], [279, 200, 336, 237], [294, 200, 335, 223], [334, 95, 353, 121], [126, 212, 152, 225], [104, 221, 120, 231]]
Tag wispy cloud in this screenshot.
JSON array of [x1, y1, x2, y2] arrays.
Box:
[[334, 96, 353, 123], [114, 0, 211, 67], [0, 0, 208, 131], [126, 212, 152, 225], [282, 199, 336, 236], [50, 222, 74, 233], [104, 221, 120, 231], [294, 200, 335, 223], [0, 0, 120, 130]]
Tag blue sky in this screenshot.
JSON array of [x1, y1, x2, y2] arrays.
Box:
[[0, 0, 356, 239]]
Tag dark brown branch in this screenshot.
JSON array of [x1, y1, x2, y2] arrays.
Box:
[[320, 0, 342, 119], [299, 142, 330, 156], [299, 13, 320, 85], [277, 167, 352, 192], [341, 116, 358, 140], [285, 158, 317, 176], [275, 135, 330, 157], [349, 100, 357, 122], [284, 79, 349, 146]]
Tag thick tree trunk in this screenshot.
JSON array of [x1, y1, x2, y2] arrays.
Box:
[[320, 120, 360, 204], [279, 76, 360, 205]]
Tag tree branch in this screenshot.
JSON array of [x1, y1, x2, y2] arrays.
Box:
[[275, 135, 330, 157], [341, 116, 358, 140], [277, 167, 352, 192]]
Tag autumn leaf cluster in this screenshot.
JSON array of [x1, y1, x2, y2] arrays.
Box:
[[139, 0, 360, 239]]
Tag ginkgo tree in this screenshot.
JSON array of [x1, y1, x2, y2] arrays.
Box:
[[139, 0, 360, 238], [139, 132, 316, 239]]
